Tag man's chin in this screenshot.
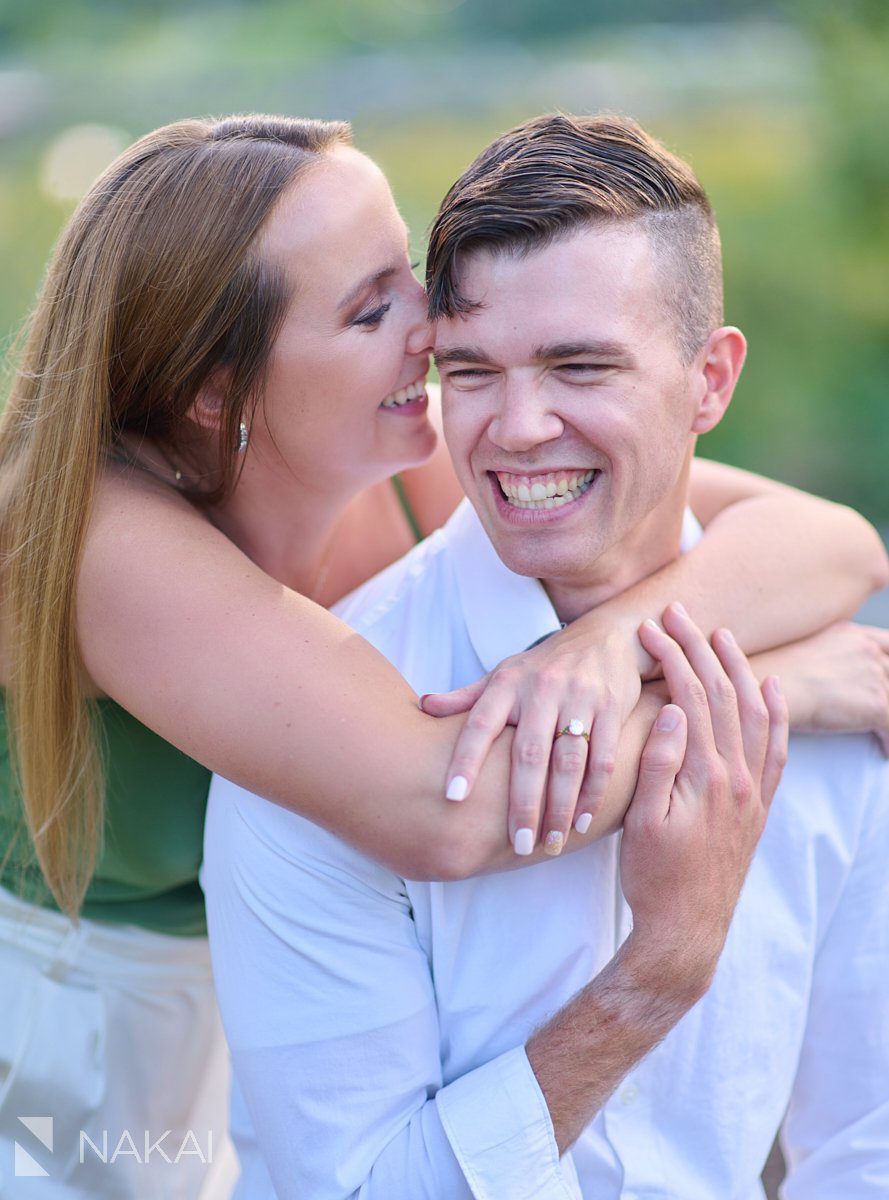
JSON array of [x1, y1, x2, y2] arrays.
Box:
[[466, 484, 607, 582], [484, 528, 589, 584]]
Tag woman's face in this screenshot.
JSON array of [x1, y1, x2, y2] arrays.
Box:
[[250, 146, 436, 500]]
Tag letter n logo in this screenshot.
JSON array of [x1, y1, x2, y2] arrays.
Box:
[[15, 1116, 53, 1177]]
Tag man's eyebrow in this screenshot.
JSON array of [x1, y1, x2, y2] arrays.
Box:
[[337, 266, 398, 312], [533, 340, 632, 362], [433, 346, 492, 367], [434, 340, 634, 368]]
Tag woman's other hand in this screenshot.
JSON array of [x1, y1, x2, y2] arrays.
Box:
[[753, 622, 889, 754]]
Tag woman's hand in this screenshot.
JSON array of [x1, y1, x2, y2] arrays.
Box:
[[753, 622, 889, 754], [421, 620, 645, 856]]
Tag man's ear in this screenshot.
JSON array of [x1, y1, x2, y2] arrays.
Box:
[[690, 326, 747, 435], [186, 370, 230, 436]]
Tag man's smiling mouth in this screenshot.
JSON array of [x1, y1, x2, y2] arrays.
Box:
[[494, 469, 599, 510]]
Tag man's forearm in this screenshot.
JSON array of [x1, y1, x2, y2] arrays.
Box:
[[526, 930, 708, 1154]]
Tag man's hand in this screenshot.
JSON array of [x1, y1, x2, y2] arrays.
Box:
[[525, 605, 788, 1154], [621, 604, 789, 994]]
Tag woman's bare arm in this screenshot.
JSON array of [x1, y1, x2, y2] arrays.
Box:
[[555, 458, 888, 692], [77, 471, 610, 881], [553, 457, 887, 686], [680, 457, 889, 651]]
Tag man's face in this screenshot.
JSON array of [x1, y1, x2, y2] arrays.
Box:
[[435, 223, 707, 601]]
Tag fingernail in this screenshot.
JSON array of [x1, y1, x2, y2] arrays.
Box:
[[574, 812, 593, 835], [446, 775, 468, 801], [643, 618, 660, 632], [543, 831, 564, 856], [672, 601, 687, 616], [720, 628, 736, 645], [656, 705, 681, 731], [513, 827, 535, 855], [418, 695, 430, 711]]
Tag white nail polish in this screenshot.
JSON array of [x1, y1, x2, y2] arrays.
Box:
[[513, 828, 535, 855], [446, 775, 469, 802], [574, 812, 593, 835]]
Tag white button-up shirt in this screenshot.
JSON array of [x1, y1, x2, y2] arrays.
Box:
[[202, 499, 889, 1200]]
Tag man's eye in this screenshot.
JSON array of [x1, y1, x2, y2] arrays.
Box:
[[558, 362, 608, 374], [445, 368, 495, 380], [352, 302, 392, 328]]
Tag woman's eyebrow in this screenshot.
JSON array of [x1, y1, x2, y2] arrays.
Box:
[[337, 265, 397, 312]]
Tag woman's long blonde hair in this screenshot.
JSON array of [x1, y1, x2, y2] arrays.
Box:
[[0, 114, 351, 919]]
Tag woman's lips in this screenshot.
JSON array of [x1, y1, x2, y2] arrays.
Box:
[[378, 390, 429, 417]]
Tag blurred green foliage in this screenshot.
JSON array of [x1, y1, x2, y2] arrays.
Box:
[[0, 0, 886, 520]]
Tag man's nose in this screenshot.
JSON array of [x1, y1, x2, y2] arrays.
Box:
[[487, 380, 563, 453]]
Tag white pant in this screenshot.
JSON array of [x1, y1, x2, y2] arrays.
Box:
[[0, 884, 239, 1198]]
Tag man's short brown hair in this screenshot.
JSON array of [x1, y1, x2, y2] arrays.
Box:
[[426, 113, 723, 362]]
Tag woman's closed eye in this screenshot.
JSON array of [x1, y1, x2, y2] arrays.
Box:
[[351, 301, 392, 329]]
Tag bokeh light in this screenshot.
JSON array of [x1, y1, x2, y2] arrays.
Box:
[[39, 124, 130, 204]]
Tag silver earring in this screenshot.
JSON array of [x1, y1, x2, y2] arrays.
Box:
[[237, 421, 249, 453]]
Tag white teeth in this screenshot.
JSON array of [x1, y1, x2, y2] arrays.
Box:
[[380, 378, 427, 409], [496, 469, 597, 510]]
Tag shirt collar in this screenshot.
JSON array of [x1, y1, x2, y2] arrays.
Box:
[[445, 501, 560, 673], [444, 499, 705, 675]]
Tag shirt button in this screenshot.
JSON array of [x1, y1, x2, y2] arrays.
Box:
[[619, 1083, 639, 1105]]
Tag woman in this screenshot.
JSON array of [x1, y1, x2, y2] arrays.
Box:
[[0, 114, 886, 1197]]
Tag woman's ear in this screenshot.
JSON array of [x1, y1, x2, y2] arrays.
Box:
[[690, 326, 747, 435], [186, 370, 230, 436]]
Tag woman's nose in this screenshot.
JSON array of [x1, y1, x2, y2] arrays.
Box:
[[406, 279, 434, 355]]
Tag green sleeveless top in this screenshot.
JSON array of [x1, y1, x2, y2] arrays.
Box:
[[0, 695, 212, 937], [0, 475, 424, 938]]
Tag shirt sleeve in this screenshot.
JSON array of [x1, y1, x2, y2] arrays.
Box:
[[781, 748, 889, 1196], [202, 781, 581, 1200]]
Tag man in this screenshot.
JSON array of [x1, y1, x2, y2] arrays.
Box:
[[203, 116, 889, 1197]]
